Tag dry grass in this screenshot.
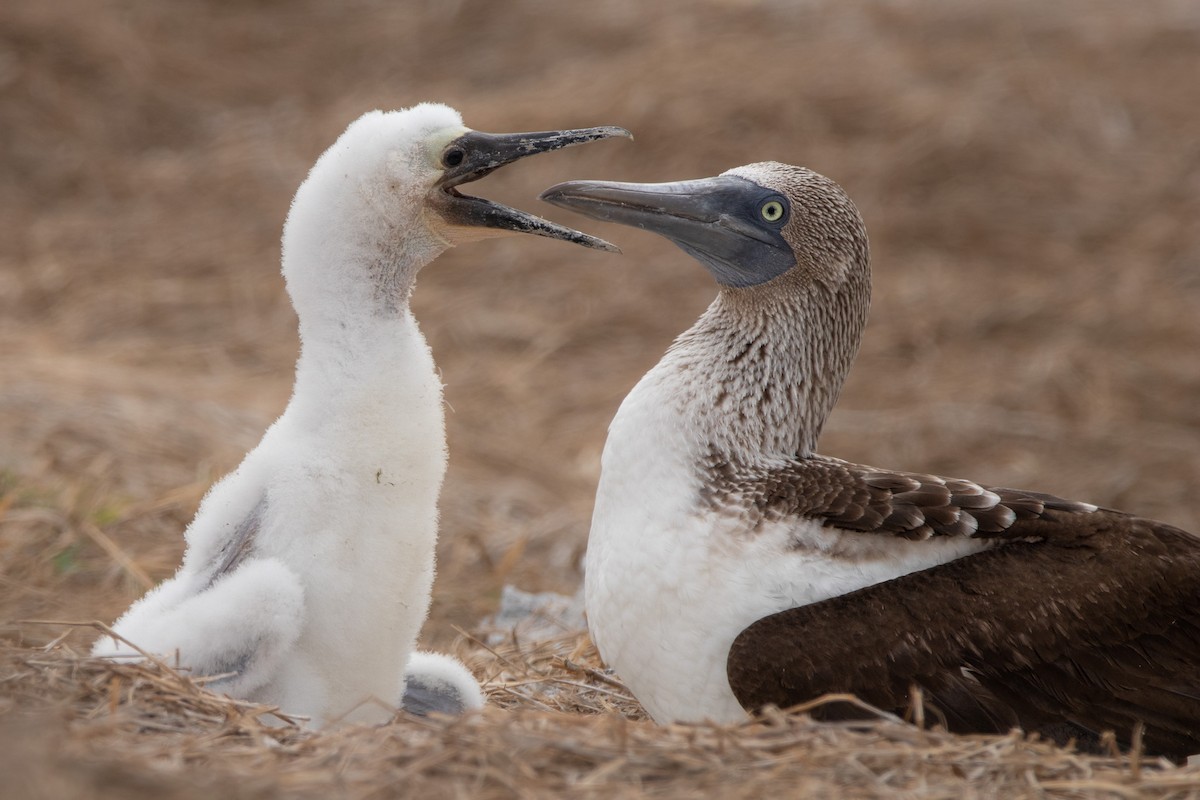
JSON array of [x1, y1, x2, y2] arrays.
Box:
[[3, 0, 1200, 796], [6, 631, 1199, 800]]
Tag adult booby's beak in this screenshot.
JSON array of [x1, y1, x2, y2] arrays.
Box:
[[539, 176, 796, 287], [431, 127, 632, 252]]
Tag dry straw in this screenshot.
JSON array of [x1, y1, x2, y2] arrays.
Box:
[[5, 621, 1200, 799]]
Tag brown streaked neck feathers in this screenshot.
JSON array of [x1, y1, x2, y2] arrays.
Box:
[[666, 186, 871, 460]]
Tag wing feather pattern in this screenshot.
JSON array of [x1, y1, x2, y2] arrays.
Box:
[[702, 453, 1095, 542], [203, 496, 266, 590], [727, 508, 1200, 760]]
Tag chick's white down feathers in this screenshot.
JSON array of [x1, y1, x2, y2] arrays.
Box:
[[94, 103, 483, 727]]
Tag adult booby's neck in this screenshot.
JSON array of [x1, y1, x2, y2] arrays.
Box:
[[652, 267, 868, 460]]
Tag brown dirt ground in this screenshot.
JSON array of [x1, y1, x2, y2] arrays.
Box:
[[2, 0, 1200, 797]]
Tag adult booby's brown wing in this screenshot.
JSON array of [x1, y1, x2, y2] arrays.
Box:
[[700, 453, 1098, 540], [727, 501, 1200, 760]]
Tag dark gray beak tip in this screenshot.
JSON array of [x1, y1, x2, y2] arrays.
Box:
[[538, 184, 564, 205], [537, 182, 623, 253], [540, 126, 632, 152], [538, 182, 585, 208], [567, 228, 622, 254], [558, 126, 632, 144]]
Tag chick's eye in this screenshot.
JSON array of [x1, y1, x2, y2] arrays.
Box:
[[443, 148, 465, 168], [760, 200, 785, 223]]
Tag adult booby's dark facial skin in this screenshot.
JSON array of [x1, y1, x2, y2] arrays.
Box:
[[431, 127, 632, 252], [540, 176, 797, 286]]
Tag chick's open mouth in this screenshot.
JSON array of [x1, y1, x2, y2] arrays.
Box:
[[429, 125, 631, 251]]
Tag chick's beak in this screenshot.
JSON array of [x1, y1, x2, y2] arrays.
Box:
[[430, 126, 632, 252]]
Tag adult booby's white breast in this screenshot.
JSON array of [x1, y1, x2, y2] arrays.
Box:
[[542, 164, 1200, 760], [92, 103, 630, 727]]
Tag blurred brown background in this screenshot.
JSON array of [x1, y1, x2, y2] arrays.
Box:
[[2, 0, 1200, 649]]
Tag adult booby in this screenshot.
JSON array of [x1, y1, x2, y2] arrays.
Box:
[[92, 103, 629, 727], [542, 163, 1200, 758]]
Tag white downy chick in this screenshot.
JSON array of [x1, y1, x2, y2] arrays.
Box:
[[93, 103, 628, 727]]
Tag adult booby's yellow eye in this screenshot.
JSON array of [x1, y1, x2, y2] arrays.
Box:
[[760, 200, 785, 223]]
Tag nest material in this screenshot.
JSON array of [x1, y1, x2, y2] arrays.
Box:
[[4, 626, 1199, 800]]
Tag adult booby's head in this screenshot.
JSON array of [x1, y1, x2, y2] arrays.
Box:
[[541, 162, 867, 289], [542, 163, 871, 456], [283, 103, 629, 325]]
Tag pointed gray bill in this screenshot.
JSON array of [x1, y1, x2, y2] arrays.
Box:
[[432, 127, 632, 252], [539, 176, 796, 287]]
